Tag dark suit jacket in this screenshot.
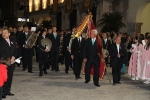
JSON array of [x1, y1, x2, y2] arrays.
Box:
[[37, 35, 49, 51], [63, 33, 71, 50], [0, 34, 2, 40], [84, 38, 100, 62], [18, 32, 31, 47], [102, 39, 111, 53], [37, 35, 49, 61], [71, 37, 86, 58], [110, 43, 126, 67], [48, 33, 60, 50], [0, 37, 17, 59]]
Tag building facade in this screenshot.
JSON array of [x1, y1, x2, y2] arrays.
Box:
[[1, 0, 149, 34], [0, 0, 29, 27]]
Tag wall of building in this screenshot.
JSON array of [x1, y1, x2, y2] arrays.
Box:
[[127, 0, 150, 34]]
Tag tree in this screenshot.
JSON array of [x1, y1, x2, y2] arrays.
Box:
[[42, 20, 52, 28], [97, 12, 126, 32]]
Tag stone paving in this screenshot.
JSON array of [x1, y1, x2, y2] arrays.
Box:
[[4, 58, 150, 100]]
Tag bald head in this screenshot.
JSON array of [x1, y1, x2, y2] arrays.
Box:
[[115, 36, 121, 44]]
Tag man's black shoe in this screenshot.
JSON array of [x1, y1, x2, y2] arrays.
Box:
[[43, 71, 47, 74], [28, 71, 33, 73], [117, 82, 121, 84], [94, 84, 100, 87], [55, 69, 60, 72], [2, 95, 6, 98], [39, 74, 43, 77], [65, 70, 68, 73], [85, 81, 89, 83], [6, 93, 14, 96]]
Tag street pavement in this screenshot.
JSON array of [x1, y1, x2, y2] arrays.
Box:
[[4, 58, 150, 100]]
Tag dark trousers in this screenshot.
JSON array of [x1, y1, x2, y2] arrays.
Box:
[[0, 87, 2, 100], [51, 48, 59, 70], [22, 48, 33, 71], [36, 53, 39, 62], [17, 46, 23, 66], [39, 62, 47, 74], [105, 57, 108, 66], [64, 50, 71, 71], [112, 59, 122, 83], [3, 65, 14, 95], [85, 60, 100, 84], [73, 55, 83, 78], [39, 51, 48, 74]]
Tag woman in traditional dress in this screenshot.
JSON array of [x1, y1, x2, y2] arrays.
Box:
[[128, 36, 143, 80], [141, 37, 150, 84]]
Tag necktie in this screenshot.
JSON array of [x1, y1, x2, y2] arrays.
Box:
[[6, 39, 10, 46], [26, 34, 28, 39], [78, 38, 80, 46], [54, 34, 57, 39], [104, 40, 107, 44], [92, 39, 94, 45]]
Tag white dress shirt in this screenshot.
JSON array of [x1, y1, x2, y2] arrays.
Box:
[[25, 32, 28, 35], [92, 38, 96, 42], [42, 35, 45, 38], [116, 44, 120, 53], [78, 36, 82, 42], [104, 38, 107, 44], [6, 39, 10, 46]]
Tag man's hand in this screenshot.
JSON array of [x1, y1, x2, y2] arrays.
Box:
[[71, 55, 74, 59], [24, 45, 28, 48], [117, 54, 120, 58], [11, 56, 15, 64], [83, 58, 87, 63], [98, 53, 100, 57], [32, 44, 35, 46], [67, 47, 70, 51], [45, 49, 50, 52]]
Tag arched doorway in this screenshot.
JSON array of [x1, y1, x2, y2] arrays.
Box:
[[136, 1, 150, 34]]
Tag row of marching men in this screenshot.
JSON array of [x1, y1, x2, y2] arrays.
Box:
[[128, 32, 150, 84]]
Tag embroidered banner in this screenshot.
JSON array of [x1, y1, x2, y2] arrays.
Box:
[[52, 0, 58, 14], [66, 0, 72, 13], [83, 0, 91, 11]]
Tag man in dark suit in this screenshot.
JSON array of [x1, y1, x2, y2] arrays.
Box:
[[63, 30, 71, 73], [71, 35, 86, 79], [19, 25, 33, 73], [0, 28, 2, 40], [110, 36, 126, 85], [37, 29, 50, 76], [102, 32, 111, 65], [48, 26, 60, 71], [0, 27, 17, 97], [83, 29, 100, 87]]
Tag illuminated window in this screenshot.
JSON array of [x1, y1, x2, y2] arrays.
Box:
[[34, 0, 40, 11], [50, 0, 53, 5], [58, 0, 64, 3], [42, 0, 47, 9], [29, 0, 32, 12]]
